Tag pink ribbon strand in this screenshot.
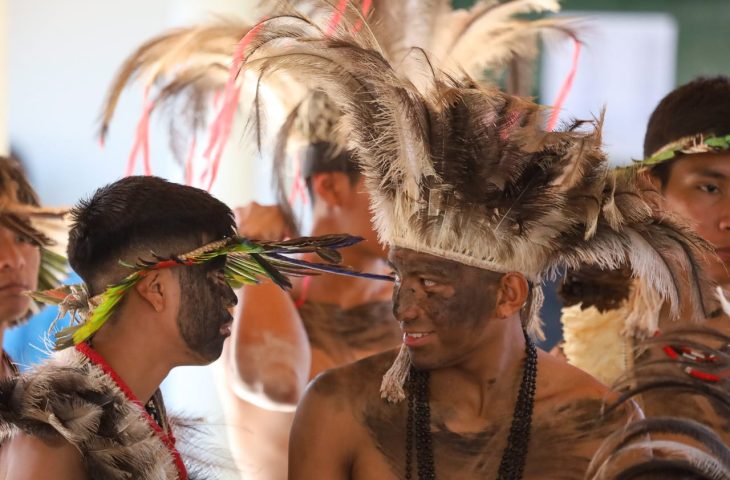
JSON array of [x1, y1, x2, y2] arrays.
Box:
[[547, 39, 582, 132]]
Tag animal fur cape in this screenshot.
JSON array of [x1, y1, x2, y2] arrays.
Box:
[[0, 344, 220, 480]]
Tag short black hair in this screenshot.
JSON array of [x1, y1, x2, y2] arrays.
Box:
[[644, 76, 730, 159], [68, 176, 234, 294]]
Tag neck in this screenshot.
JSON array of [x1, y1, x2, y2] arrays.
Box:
[[432, 317, 527, 418], [90, 317, 174, 403], [306, 219, 388, 308]]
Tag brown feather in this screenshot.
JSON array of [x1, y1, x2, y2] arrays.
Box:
[[98, 20, 252, 163]]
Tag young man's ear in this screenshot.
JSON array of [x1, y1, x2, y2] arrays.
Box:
[[311, 172, 350, 207], [641, 167, 663, 192], [494, 272, 529, 319], [134, 271, 166, 312]]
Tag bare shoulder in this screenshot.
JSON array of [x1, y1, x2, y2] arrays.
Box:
[[293, 348, 399, 447], [536, 349, 612, 403], [535, 349, 638, 427], [307, 348, 400, 402], [289, 349, 399, 479], [0, 431, 87, 480]]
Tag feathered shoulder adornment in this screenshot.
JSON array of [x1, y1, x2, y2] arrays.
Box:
[[0, 346, 190, 479], [587, 328, 730, 479]]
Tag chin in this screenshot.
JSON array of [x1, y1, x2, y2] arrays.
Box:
[[0, 306, 30, 327], [408, 350, 446, 372], [199, 341, 226, 364], [180, 342, 223, 367]]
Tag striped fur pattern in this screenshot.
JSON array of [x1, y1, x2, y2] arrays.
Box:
[[588, 328, 730, 479], [0, 348, 217, 479]]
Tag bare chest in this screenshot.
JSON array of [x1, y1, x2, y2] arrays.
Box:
[[357, 399, 612, 480]]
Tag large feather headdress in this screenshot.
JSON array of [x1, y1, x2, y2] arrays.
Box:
[[0, 158, 68, 321], [97, 1, 574, 193], [226, 5, 715, 401]]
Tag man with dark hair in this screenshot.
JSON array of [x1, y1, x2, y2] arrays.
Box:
[[557, 77, 730, 452], [560, 77, 730, 384], [0, 175, 370, 480], [0, 157, 64, 377], [228, 14, 718, 478], [643, 76, 730, 293]]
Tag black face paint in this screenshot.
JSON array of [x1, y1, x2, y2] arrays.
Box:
[[176, 258, 237, 362], [388, 248, 501, 370]]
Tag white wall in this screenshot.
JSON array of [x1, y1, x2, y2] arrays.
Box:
[[8, 3, 267, 478], [8, 0, 183, 204], [541, 12, 677, 165], [0, 0, 7, 155]]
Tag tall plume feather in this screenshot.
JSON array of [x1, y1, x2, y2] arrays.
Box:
[[98, 20, 253, 166], [291, 0, 566, 81]]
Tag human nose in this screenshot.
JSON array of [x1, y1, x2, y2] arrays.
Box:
[[719, 206, 730, 232], [393, 282, 419, 322], [224, 283, 238, 308], [0, 238, 26, 271]]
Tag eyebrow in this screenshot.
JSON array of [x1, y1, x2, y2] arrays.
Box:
[[397, 261, 455, 277], [692, 169, 727, 180]]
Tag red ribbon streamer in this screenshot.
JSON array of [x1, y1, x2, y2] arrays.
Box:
[[326, 0, 349, 37], [352, 0, 373, 33], [126, 86, 154, 177], [203, 19, 266, 191], [546, 39, 582, 132]]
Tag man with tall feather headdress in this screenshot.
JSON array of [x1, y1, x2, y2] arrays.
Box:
[[97, 1, 575, 478], [216, 3, 724, 478]]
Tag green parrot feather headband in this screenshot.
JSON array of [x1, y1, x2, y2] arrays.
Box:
[[641, 133, 730, 166], [31, 233, 392, 350]]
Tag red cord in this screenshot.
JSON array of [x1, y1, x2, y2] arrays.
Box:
[[76, 343, 188, 480], [546, 39, 582, 132]]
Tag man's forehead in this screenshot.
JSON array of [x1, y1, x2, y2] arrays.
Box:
[[676, 152, 730, 177], [388, 247, 459, 272]]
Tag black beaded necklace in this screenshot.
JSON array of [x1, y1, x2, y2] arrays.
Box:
[[404, 329, 538, 480]]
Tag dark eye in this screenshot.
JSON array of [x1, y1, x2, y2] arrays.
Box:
[[699, 184, 720, 195], [15, 233, 38, 246]]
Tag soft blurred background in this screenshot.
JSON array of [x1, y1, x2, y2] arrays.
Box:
[[2, 0, 729, 477]]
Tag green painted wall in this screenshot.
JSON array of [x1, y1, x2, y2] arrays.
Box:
[[453, 0, 730, 86]]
